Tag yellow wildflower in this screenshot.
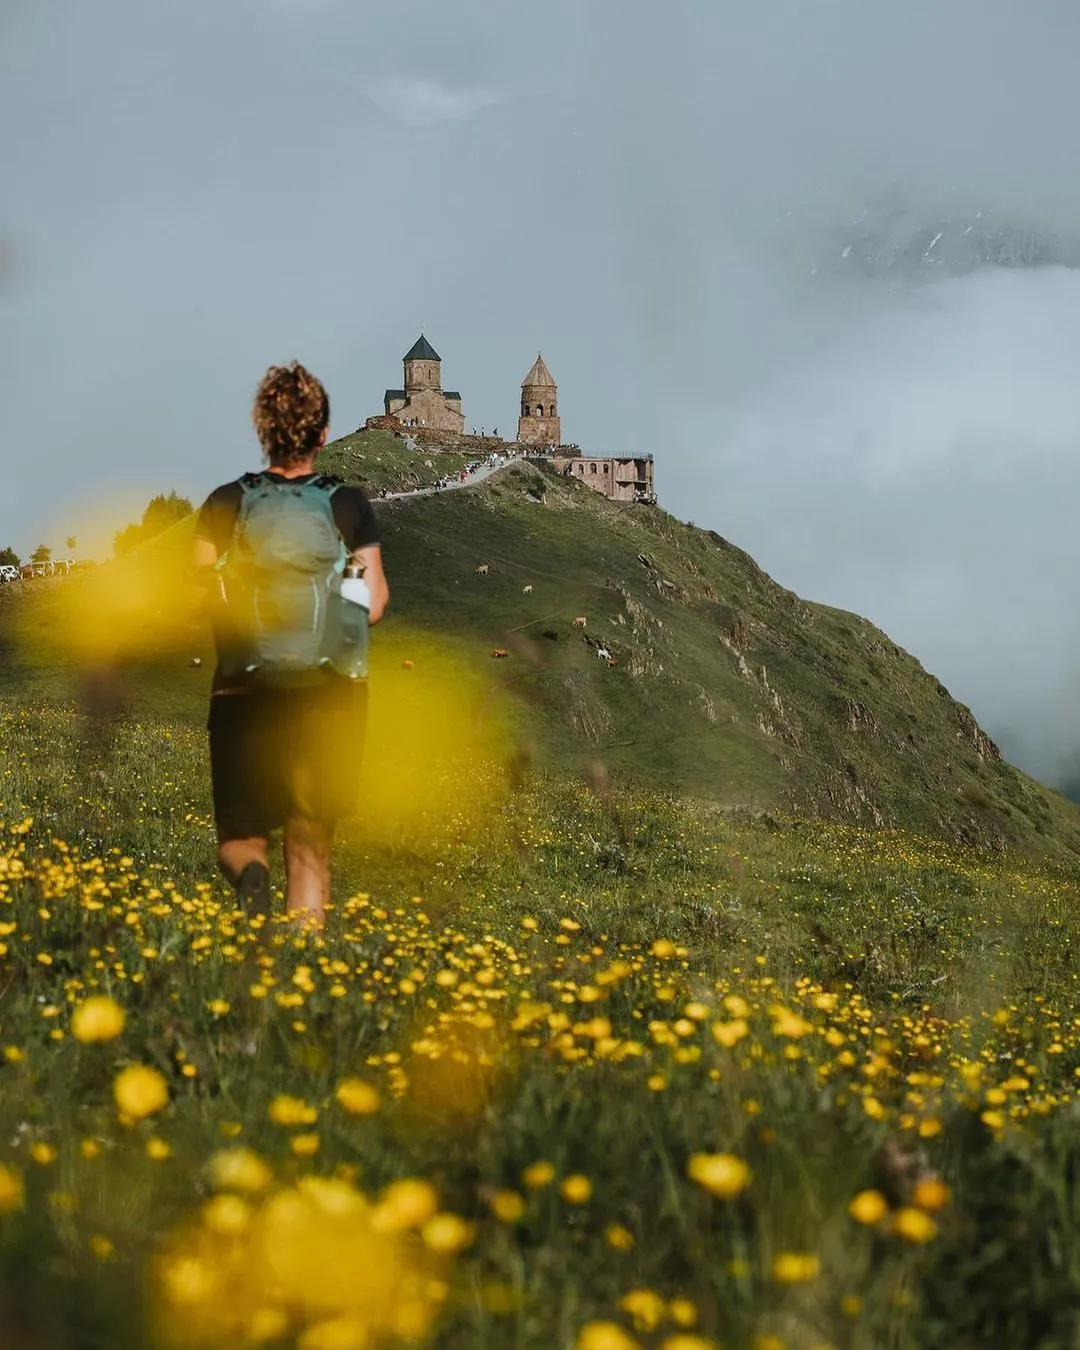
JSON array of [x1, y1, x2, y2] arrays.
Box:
[[489, 1190, 526, 1223], [371, 1178, 438, 1233], [577, 1323, 641, 1350], [208, 1147, 272, 1193], [620, 1289, 665, 1331], [335, 1078, 381, 1116], [912, 1178, 950, 1212], [560, 1174, 592, 1204], [421, 1213, 475, 1253], [848, 1190, 889, 1225], [522, 1161, 555, 1190], [687, 1152, 751, 1199], [0, 1164, 23, 1213], [892, 1206, 938, 1243], [113, 1064, 168, 1122], [267, 1094, 317, 1127], [605, 1222, 635, 1250], [71, 996, 125, 1044], [771, 1252, 820, 1284]]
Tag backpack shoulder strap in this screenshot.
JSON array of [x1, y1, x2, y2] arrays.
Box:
[[310, 474, 344, 496]]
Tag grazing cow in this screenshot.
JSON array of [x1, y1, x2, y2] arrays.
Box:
[[572, 616, 587, 628], [596, 646, 611, 661], [491, 648, 509, 659], [522, 584, 533, 595], [402, 660, 414, 669], [607, 658, 618, 667], [475, 564, 489, 575]]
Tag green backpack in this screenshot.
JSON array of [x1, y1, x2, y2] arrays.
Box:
[[215, 472, 368, 684]]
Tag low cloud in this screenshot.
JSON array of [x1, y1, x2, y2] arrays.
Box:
[[363, 75, 497, 128]]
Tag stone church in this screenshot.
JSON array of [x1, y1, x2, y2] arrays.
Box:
[[517, 354, 561, 448], [383, 335, 464, 433]]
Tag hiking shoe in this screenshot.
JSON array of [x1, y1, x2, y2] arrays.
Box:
[[235, 861, 272, 923]]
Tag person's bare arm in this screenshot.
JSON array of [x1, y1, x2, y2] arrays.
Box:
[[190, 535, 219, 613], [352, 544, 389, 623]]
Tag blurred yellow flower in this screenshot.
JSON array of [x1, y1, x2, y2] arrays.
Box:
[[668, 1297, 697, 1327], [114, 1064, 168, 1122], [577, 1322, 641, 1350], [335, 1078, 381, 1116], [711, 1019, 749, 1048], [892, 1206, 938, 1243], [771, 1252, 820, 1284], [291, 1133, 320, 1157], [208, 1147, 272, 1193], [651, 939, 676, 959], [912, 1178, 950, 1212], [201, 1194, 252, 1236], [687, 1152, 751, 1199], [145, 1137, 171, 1161], [489, 1189, 526, 1223], [605, 1223, 635, 1251], [660, 1337, 717, 1350], [522, 1161, 555, 1190], [620, 1288, 665, 1331], [421, 1213, 475, 1253], [268, 1094, 317, 1127], [848, 1189, 889, 1225], [71, 995, 125, 1044], [29, 1142, 56, 1166], [770, 1007, 814, 1039], [0, 1164, 23, 1213], [371, 1178, 438, 1233], [560, 1174, 592, 1204]]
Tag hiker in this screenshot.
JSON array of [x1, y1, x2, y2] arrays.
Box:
[[192, 362, 388, 930]]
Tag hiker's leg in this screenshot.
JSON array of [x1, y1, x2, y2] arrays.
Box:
[[283, 816, 333, 927], [218, 836, 269, 884]]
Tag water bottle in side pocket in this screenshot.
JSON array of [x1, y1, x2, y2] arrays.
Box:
[[333, 562, 370, 679]]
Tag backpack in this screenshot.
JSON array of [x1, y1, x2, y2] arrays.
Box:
[[214, 472, 368, 685]]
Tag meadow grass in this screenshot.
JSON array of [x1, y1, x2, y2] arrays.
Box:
[[4, 697, 1080, 1348]]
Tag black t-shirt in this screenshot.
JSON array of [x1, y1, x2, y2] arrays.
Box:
[[194, 471, 379, 694], [195, 471, 379, 555]]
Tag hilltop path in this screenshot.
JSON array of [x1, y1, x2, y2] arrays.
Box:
[[379, 452, 526, 501]]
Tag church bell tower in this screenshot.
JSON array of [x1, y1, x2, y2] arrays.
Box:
[[517, 354, 560, 448]]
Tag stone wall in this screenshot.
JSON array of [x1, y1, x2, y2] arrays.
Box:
[[387, 388, 464, 433]]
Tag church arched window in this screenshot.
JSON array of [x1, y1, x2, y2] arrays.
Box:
[[536, 405, 544, 417], [523, 405, 530, 417]]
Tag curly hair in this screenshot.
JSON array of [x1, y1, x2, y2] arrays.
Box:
[[252, 361, 330, 467]]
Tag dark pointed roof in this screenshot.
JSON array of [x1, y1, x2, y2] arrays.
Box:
[[404, 334, 440, 362]]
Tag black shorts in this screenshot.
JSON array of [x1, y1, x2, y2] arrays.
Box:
[[207, 679, 368, 841]]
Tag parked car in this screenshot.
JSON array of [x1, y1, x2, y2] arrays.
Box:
[[0, 565, 18, 583]]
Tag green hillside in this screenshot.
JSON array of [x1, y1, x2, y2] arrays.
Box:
[[368, 456, 1080, 865], [5, 429, 1080, 866]]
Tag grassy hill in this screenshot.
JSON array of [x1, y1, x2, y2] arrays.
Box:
[[8, 434, 1080, 1348], [367, 454, 1080, 865], [4, 428, 1080, 866]]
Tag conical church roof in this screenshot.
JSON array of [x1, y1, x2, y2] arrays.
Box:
[[521, 353, 556, 388], [405, 334, 440, 362]]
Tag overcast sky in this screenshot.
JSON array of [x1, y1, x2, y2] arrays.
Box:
[[5, 0, 1080, 791]]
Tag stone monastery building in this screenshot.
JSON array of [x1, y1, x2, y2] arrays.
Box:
[[517, 354, 560, 448], [383, 335, 464, 434], [378, 335, 655, 504]]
